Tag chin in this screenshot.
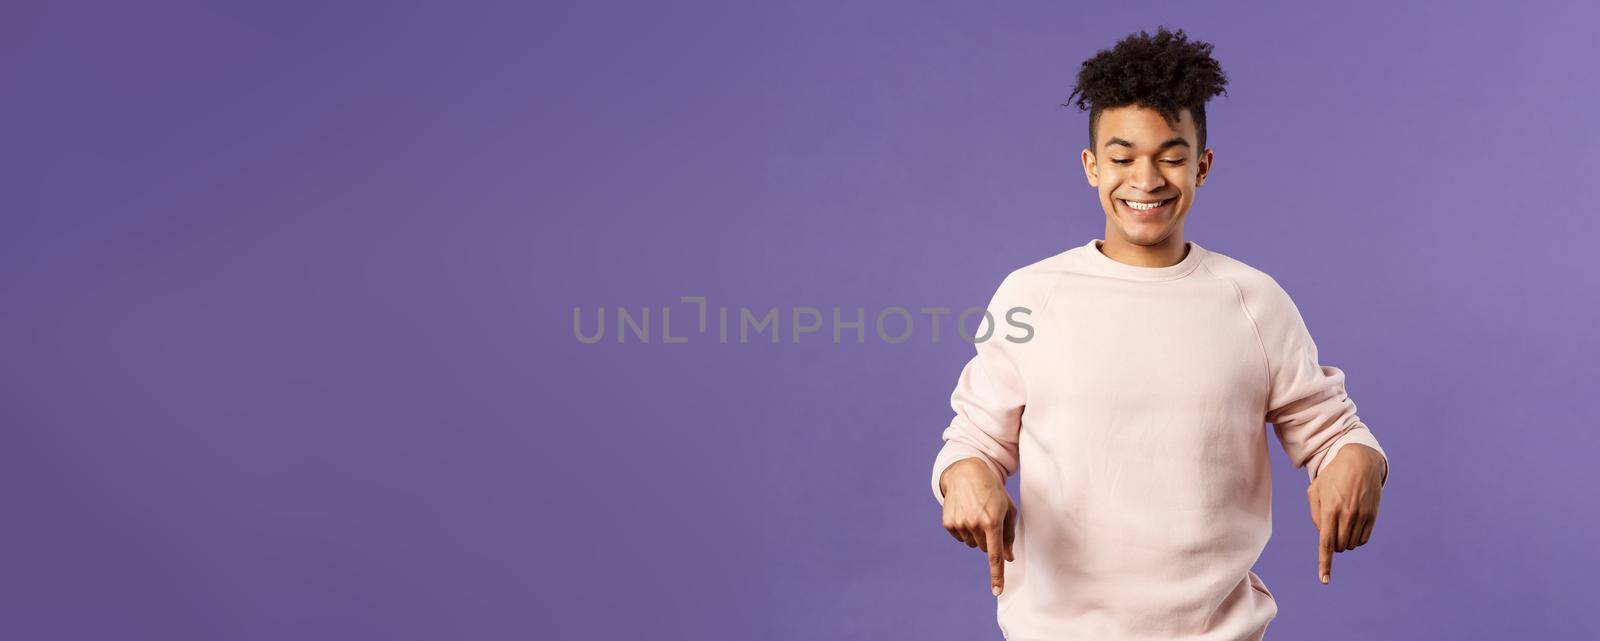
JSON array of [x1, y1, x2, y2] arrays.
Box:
[[1120, 230, 1160, 245], [1111, 213, 1181, 242], [1110, 218, 1160, 239]]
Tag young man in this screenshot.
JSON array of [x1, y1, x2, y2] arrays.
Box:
[[931, 27, 1388, 640]]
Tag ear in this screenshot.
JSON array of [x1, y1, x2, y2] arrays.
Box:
[[1196, 148, 1214, 187], [1081, 148, 1099, 188]]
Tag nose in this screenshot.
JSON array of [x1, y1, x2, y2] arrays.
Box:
[[1127, 158, 1167, 193]]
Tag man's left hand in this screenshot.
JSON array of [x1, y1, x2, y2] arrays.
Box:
[[1307, 443, 1386, 585]]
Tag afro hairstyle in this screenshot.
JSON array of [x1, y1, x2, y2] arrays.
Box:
[[1065, 26, 1229, 152]]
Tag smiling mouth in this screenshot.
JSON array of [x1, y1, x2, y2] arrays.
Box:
[[1119, 198, 1174, 217]]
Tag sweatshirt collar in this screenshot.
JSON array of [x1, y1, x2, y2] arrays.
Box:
[[1080, 237, 1207, 282]]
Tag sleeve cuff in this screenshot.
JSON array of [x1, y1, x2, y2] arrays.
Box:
[[1310, 424, 1387, 487], [931, 446, 1004, 506]]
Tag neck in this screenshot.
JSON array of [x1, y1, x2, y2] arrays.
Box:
[[1097, 230, 1189, 267]]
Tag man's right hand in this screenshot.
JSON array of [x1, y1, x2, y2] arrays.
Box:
[[939, 458, 1017, 596]]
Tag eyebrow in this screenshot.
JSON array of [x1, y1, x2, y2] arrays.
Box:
[[1104, 136, 1191, 151]]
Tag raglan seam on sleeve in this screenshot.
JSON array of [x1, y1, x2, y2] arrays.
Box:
[[1015, 269, 1064, 408], [1204, 260, 1274, 415], [978, 267, 1059, 407], [1035, 270, 1065, 317], [973, 273, 1025, 401]]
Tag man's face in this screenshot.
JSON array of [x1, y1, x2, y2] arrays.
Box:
[[1080, 105, 1213, 247]]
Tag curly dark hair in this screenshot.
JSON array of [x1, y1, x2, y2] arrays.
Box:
[[1064, 26, 1229, 152]]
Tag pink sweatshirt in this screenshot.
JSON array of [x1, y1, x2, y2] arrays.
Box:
[[931, 238, 1388, 641]]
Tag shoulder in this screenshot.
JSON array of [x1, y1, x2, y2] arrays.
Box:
[[988, 249, 1075, 312], [1199, 247, 1304, 322]]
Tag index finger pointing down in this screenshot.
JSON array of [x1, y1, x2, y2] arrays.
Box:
[[987, 526, 1005, 595]]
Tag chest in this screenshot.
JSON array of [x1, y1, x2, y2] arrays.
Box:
[[1019, 279, 1268, 417]]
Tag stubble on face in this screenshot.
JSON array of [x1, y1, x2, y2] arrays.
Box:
[[1080, 105, 1213, 265]]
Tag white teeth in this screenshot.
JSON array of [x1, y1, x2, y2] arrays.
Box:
[[1123, 199, 1168, 211]]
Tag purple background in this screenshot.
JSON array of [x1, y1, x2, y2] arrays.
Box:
[[4, 1, 1596, 639]]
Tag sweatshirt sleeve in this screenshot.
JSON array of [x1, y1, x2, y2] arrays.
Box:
[[930, 272, 1034, 506], [1243, 275, 1389, 487]]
